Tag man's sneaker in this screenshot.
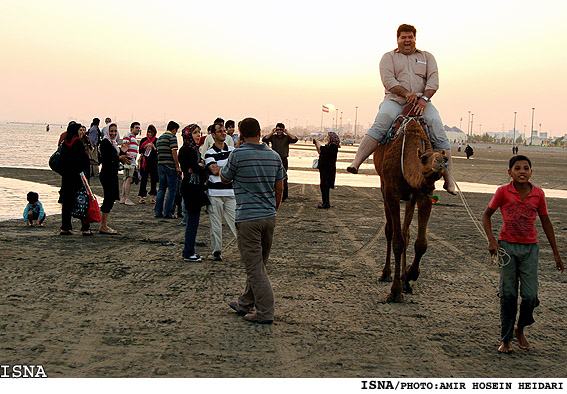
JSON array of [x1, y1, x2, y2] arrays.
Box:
[[227, 301, 248, 316], [213, 251, 222, 261], [184, 254, 202, 262], [244, 312, 273, 324]]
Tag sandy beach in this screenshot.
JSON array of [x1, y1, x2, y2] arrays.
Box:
[[0, 147, 566, 378]]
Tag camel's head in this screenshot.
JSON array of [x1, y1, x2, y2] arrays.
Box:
[[417, 148, 447, 191]]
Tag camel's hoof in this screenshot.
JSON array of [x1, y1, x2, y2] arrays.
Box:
[[403, 283, 413, 294], [406, 266, 420, 282], [379, 274, 392, 282], [386, 293, 404, 303]]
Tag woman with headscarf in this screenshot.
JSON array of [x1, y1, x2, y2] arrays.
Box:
[[138, 124, 159, 204], [178, 124, 209, 262], [313, 131, 340, 209], [98, 123, 130, 234], [59, 121, 92, 235]]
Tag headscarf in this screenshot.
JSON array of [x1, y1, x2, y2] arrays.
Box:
[[102, 123, 120, 153], [145, 124, 157, 145], [65, 121, 81, 143], [327, 132, 341, 148], [182, 124, 201, 154]]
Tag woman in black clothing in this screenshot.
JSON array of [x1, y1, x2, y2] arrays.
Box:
[[178, 124, 209, 262], [59, 122, 92, 235], [98, 123, 130, 234], [313, 132, 340, 209], [138, 124, 159, 204]]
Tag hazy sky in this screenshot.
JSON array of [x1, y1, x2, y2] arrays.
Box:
[[1, 0, 566, 136]]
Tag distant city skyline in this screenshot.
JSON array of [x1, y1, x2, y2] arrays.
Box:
[[1, 1, 566, 137]]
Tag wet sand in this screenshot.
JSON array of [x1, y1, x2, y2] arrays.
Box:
[[0, 147, 566, 378]]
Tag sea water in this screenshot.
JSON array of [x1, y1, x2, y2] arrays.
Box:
[[1, 123, 566, 221]]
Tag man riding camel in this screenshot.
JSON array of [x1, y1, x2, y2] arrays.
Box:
[[347, 24, 456, 195]]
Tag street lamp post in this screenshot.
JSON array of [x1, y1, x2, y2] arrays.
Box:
[[354, 106, 358, 140], [513, 111, 517, 148], [470, 113, 474, 142], [467, 111, 471, 143], [530, 108, 535, 145]]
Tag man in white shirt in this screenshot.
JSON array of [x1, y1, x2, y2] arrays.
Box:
[[204, 123, 237, 261]]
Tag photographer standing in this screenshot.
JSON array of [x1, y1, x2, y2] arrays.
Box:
[[262, 122, 298, 202]]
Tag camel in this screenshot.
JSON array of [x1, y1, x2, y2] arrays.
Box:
[[373, 117, 447, 302]]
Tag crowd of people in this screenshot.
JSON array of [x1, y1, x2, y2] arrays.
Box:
[[35, 116, 340, 324]]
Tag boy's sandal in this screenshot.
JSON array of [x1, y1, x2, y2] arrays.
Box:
[[99, 228, 119, 235]]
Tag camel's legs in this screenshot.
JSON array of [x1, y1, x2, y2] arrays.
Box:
[[406, 193, 432, 282], [379, 190, 393, 282], [402, 198, 416, 293], [385, 192, 404, 303]]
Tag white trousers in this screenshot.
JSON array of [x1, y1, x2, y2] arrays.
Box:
[[208, 196, 237, 253]]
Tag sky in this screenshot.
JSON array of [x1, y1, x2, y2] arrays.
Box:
[[1, 0, 566, 137]]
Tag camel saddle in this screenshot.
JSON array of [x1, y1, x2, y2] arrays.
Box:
[[382, 103, 431, 145]]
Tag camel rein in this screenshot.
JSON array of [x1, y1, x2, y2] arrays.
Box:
[[447, 168, 511, 268]]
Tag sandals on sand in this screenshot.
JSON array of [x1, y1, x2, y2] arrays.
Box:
[[82, 230, 94, 236], [99, 228, 119, 235], [139, 197, 146, 204], [59, 230, 72, 236]]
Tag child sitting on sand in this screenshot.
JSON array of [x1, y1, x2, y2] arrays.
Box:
[[23, 191, 46, 227], [482, 155, 564, 353]]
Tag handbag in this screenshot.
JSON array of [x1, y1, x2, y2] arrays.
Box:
[[71, 185, 89, 219], [49, 141, 65, 175], [80, 172, 102, 223], [312, 158, 319, 169]]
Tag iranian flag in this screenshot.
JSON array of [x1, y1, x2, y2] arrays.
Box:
[[322, 105, 329, 113]]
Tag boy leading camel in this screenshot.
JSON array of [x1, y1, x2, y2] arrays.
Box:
[[482, 155, 564, 353]]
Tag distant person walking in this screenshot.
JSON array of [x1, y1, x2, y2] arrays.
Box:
[[221, 117, 286, 324], [155, 121, 181, 219], [138, 124, 159, 204], [262, 122, 298, 202], [465, 144, 474, 159]]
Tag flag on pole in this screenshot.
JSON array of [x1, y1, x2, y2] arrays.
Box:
[[322, 105, 329, 113]]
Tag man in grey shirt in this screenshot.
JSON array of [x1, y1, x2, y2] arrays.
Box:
[[347, 24, 455, 195], [221, 117, 286, 324]]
